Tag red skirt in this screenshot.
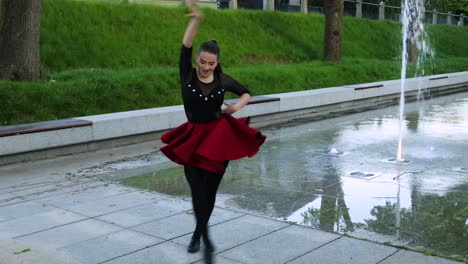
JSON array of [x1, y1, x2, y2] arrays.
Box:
[[160, 114, 266, 174]]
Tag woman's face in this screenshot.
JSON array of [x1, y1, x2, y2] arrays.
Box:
[[196, 51, 218, 79]]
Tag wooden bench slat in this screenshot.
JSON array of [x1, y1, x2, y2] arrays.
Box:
[[0, 119, 92, 137], [354, 84, 384, 91], [429, 76, 449, 81], [226, 95, 280, 105]]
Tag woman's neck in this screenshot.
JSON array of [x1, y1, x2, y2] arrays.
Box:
[[196, 69, 214, 83]]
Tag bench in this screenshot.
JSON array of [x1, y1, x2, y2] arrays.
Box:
[[0, 119, 93, 137], [225, 95, 280, 105]]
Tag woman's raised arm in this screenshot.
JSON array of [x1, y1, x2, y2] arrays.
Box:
[[182, 1, 203, 48]]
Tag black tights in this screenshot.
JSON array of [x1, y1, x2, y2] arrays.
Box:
[[184, 165, 226, 245]]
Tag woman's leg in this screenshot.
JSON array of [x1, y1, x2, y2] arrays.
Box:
[[203, 161, 228, 246], [184, 166, 209, 252], [184, 165, 228, 264], [205, 170, 224, 224]]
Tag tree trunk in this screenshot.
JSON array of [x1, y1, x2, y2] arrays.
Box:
[[323, 0, 343, 62], [0, 1, 4, 25], [407, 39, 418, 63], [0, 0, 42, 81]]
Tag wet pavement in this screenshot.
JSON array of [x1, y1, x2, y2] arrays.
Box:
[[0, 92, 467, 263]]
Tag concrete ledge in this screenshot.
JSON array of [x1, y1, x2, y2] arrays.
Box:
[[0, 71, 467, 164]]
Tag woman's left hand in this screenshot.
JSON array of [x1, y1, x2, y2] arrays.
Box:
[[223, 102, 240, 115]]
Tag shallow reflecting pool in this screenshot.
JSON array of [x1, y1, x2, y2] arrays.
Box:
[[120, 91, 468, 259]]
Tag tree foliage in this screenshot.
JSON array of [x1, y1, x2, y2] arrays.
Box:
[[368, 0, 467, 14], [309, 0, 468, 14]]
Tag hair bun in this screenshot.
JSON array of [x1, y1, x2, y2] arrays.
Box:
[[210, 39, 218, 44]]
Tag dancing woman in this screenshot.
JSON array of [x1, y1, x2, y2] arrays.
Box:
[[160, 2, 266, 263]]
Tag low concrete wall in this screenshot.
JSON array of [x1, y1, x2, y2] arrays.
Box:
[[0, 72, 467, 165]]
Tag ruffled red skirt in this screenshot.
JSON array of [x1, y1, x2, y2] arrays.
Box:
[[160, 114, 266, 174]]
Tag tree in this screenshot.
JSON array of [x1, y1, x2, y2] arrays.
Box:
[[323, 0, 344, 62], [426, 0, 468, 14], [365, 0, 468, 14], [0, 0, 43, 81]]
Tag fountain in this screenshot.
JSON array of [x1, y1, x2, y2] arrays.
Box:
[[397, 0, 434, 162]]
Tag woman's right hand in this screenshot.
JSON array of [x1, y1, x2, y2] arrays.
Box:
[[186, 3, 202, 20]]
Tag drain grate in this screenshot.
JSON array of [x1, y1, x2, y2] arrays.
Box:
[[349, 172, 376, 179], [350, 172, 374, 176], [387, 158, 410, 164]]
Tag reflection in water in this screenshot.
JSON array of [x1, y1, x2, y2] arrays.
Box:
[[395, 166, 402, 240], [365, 183, 468, 256], [120, 167, 189, 197], [405, 111, 420, 133], [120, 92, 468, 259]]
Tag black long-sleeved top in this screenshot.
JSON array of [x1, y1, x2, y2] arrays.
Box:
[[179, 45, 250, 123]]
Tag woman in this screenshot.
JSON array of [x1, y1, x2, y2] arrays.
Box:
[[160, 2, 266, 263]]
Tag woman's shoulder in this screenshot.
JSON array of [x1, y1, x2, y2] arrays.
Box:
[[219, 73, 240, 84], [219, 72, 232, 80]]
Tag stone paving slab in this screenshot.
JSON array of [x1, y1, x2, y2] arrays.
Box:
[[0, 169, 66, 191], [0, 200, 52, 222], [37, 184, 135, 208], [0, 196, 28, 207], [5, 178, 96, 194], [2, 180, 104, 206], [96, 197, 192, 228], [105, 240, 203, 264], [219, 224, 339, 264], [132, 207, 244, 240], [379, 250, 461, 264], [0, 191, 21, 207], [1, 180, 67, 193], [55, 191, 166, 217], [59, 229, 163, 264], [131, 211, 197, 240], [17, 219, 122, 249], [0, 239, 79, 264], [0, 209, 87, 239], [287, 236, 398, 264], [173, 214, 289, 253], [194, 256, 245, 264]]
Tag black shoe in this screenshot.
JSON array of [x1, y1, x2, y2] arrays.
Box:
[[203, 239, 215, 264], [204, 240, 214, 253], [204, 247, 213, 264], [187, 237, 200, 253]]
